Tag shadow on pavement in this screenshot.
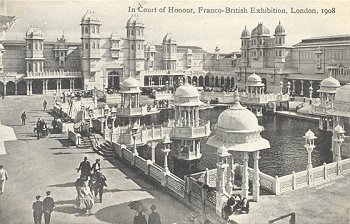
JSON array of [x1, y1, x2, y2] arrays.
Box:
[[106, 188, 145, 193], [57, 138, 75, 147], [48, 182, 75, 188], [54, 205, 81, 215], [55, 199, 76, 205]]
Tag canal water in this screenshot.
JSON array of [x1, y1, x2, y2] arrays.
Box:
[[142, 107, 333, 178]]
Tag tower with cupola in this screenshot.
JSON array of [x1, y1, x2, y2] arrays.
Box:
[[25, 26, 45, 73], [240, 26, 250, 67], [250, 22, 270, 68], [145, 43, 156, 71], [274, 21, 287, 69], [80, 11, 102, 89], [126, 15, 145, 77]]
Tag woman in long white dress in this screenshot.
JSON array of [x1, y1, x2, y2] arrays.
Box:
[[75, 179, 94, 215]]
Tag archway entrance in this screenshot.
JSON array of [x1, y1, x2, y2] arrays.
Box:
[[17, 80, 27, 95], [108, 71, 120, 90], [6, 81, 15, 95], [199, 76, 204, 87], [32, 79, 43, 94]]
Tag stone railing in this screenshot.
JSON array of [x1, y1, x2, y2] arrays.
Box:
[[112, 143, 187, 201], [172, 121, 210, 139], [154, 91, 174, 100], [27, 71, 82, 78], [111, 126, 173, 146], [116, 106, 149, 116]]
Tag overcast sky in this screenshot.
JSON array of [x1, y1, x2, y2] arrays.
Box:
[[5, 0, 350, 53]]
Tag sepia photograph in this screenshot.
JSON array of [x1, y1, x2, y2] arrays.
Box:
[[0, 0, 350, 223]]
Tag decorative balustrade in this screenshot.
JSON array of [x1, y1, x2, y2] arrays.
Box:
[[172, 121, 210, 139], [134, 155, 148, 173], [149, 164, 163, 182], [26, 71, 82, 78], [167, 173, 185, 197]]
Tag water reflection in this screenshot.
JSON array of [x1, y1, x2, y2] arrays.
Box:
[[143, 107, 333, 177]]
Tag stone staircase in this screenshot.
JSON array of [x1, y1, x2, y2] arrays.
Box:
[[93, 141, 116, 157], [76, 135, 93, 149]]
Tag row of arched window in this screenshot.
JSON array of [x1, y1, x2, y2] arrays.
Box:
[[84, 41, 100, 50], [127, 28, 144, 37], [81, 25, 100, 35], [27, 41, 43, 51]]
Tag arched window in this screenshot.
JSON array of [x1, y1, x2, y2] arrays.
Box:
[[85, 43, 89, 49], [131, 44, 134, 50], [92, 26, 95, 33], [28, 43, 32, 50], [35, 42, 38, 50], [92, 43, 95, 49], [28, 63, 32, 72], [138, 29, 140, 35], [96, 26, 99, 33], [81, 27, 84, 35], [138, 44, 140, 50], [85, 27, 88, 33], [131, 30, 134, 35], [97, 43, 100, 49], [279, 38, 282, 44]]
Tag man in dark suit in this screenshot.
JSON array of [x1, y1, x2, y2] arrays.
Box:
[[36, 118, 42, 140], [91, 158, 101, 176], [77, 157, 91, 180], [94, 171, 107, 203], [43, 191, 55, 224], [32, 195, 43, 224]]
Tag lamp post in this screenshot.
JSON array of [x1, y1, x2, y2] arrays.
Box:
[[303, 129, 317, 184], [332, 124, 345, 164], [162, 135, 172, 173], [88, 104, 94, 133], [104, 104, 110, 135], [111, 106, 117, 142], [132, 123, 139, 156]]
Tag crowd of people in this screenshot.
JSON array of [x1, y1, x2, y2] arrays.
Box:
[[74, 157, 107, 215], [223, 194, 250, 221]]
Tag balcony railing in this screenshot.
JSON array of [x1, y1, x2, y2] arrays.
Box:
[[26, 71, 82, 78]]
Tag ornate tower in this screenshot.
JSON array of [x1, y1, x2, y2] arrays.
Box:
[[162, 33, 177, 70], [25, 26, 45, 73], [80, 11, 102, 89], [186, 48, 192, 69], [54, 33, 69, 71], [145, 43, 156, 71], [240, 26, 250, 67], [274, 21, 287, 69], [126, 15, 145, 77], [250, 22, 270, 68]]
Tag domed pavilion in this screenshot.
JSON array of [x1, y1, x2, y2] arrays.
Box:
[[171, 82, 211, 162], [312, 70, 340, 131], [207, 92, 270, 214]]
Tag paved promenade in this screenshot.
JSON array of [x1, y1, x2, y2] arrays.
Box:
[[0, 95, 194, 224], [1, 95, 350, 224]]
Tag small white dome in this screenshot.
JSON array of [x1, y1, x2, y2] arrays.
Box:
[[241, 25, 250, 38], [320, 76, 340, 88], [274, 21, 286, 35], [26, 26, 44, 38], [127, 15, 144, 27], [81, 11, 100, 24], [217, 101, 261, 132], [334, 124, 345, 134], [121, 76, 139, 88], [335, 83, 350, 103], [247, 73, 262, 82], [175, 82, 199, 98]]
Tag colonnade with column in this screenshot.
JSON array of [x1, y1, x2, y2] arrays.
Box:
[[216, 149, 262, 203], [174, 106, 200, 127], [120, 93, 140, 108], [290, 79, 319, 97], [25, 78, 78, 95], [246, 86, 264, 97]]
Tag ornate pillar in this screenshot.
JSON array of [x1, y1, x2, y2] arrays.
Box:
[[242, 152, 249, 199], [300, 80, 304, 96], [253, 151, 261, 202], [151, 144, 156, 163], [27, 80, 30, 95], [196, 108, 200, 126], [225, 156, 233, 195], [292, 80, 295, 94], [191, 108, 195, 127], [15, 84, 18, 95], [58, 79, 62, 93], [30, 80, 33, 95], [230, 156, 235, 189], [72, 78, 75, 91], [45, 80, 48, 94], [42, 79, 45, 94], [3, 83, 6, 96]]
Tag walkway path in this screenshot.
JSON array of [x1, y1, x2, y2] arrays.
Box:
[[0, 95, 194, 224]]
